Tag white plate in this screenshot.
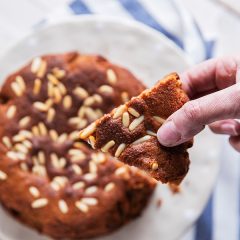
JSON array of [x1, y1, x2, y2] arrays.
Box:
[[0, 16, 220, 240]]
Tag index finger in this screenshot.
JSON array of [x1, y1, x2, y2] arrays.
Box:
[[180, 56, 240, 98]]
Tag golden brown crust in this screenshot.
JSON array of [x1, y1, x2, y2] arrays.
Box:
[[80, 73, 192, 184], [0, 52, 155, 239]]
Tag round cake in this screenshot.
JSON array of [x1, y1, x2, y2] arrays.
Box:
[[0, 52, 156, 239]]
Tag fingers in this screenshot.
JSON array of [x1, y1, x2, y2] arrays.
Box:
[[157, 84, 240, 146], [181, 56, 240, 98], [209, 119, 240, 136], [229, 136, 240, 152]]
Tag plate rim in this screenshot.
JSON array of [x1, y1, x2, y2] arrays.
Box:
[[0, 15, 193, 67]]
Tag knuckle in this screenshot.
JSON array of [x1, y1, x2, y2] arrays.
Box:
[[182, 101, 202, 123]]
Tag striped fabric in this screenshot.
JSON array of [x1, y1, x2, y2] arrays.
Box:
[[43, 1, 239, 240]]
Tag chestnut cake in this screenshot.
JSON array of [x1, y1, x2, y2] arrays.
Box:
[[80, 73, 192, 184], [0, 52, 156, 239]]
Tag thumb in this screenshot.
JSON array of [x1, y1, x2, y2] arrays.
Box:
[[157, 83, 240, 146]]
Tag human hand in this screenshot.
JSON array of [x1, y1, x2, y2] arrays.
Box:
[[157, 57, 240, 152]]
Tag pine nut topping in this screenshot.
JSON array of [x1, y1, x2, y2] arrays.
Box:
[[31, 57, 42, 73], [85, 186, 98, 195], [16, 76, 26, 91], [81, 197, 98, 206], [74, 87, 89, 99], [36, 60, 47, 78], [146, 130, 157, 136], [11, 82, 22, 96], [33, 102, 48, 112], [88, 136, 96, 148], [33, 78, 41, 95], [7, 151, 25, 160], [38, 122, 48, 135], [107, 69, 117, 84], [49, 129, 58, 141], [151, 162, 159, 170], [121, 91, 129, 103], [2, 136, 12, 148], [85, 107, 98, 121], [113, 105, 126, 119], [51, 155, 66, 169], [53, 87, 62, 103], [128, 107, 140, 117], [72, 164, 83, 175], [91, 153, 106, 164], [79, 122, 97, 139], [75, 201, 89, 213], [132, 135, 151, 145], [58, 133, 68, 143], [83, 173, 97, 181], [38, 151, 45, 164], [83, 96, 95, 106], [32, 126, 40, 136], [122, 112, 130, 127], [63, 95, 72, 109], [72, 181, 85, 190], [22, 140, 32, 149], [69, 131, 79, 140], [78, 106, 86, 118], [101, 140, 115, 153], [48, 82, 54, 97], [129, 115, 144, 131], [153, 116, 165, 124], [93, 94, 103, 104], [20, 162, 28, 171], [19, 116, 31, 127], [115, 167, 128, 176], [104, 182, 115, 192], [47, 74, 59, 85], [114, 143, 126, 157], [0, 170, 7, 180], [47, 108, 56, 122], [29, 186, 40, 198], [15, 143, 28, 154], [89, 161, 97, 173], [6, 105, 16, 119], [52, 68, 66, 79], [31, 198, 48, 208], [52, 176, 68, 188], [58, 82, 67, 95], [68, 117, 80, 126], [32, 165, 46, 176], [69, 149, 86, 163], [59, 200, 68, 214], [98, 85, 114, 94]]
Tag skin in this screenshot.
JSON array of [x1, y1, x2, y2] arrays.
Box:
[[157, 56, 240, 152]]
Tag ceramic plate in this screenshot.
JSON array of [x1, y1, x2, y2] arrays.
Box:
[[0, 16, 220, 240]]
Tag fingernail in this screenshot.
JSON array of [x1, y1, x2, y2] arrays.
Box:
[[221, 123, 238, 136], [157, 120, 181, 146]]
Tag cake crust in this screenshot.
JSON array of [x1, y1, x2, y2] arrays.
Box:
[[80, 73, 192, 184], [0, 52, 156, 239]]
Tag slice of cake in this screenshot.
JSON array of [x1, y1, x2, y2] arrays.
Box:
[[79, 73, 192, 184]]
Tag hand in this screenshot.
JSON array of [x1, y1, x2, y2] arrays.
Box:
[[157, 57, 240, 152]]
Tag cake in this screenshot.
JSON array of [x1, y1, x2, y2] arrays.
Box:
[[0, 52, 156, 239], [80, 73, 192, 184]]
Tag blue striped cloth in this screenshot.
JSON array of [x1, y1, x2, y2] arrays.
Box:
[[47, 1, 238, 240]]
